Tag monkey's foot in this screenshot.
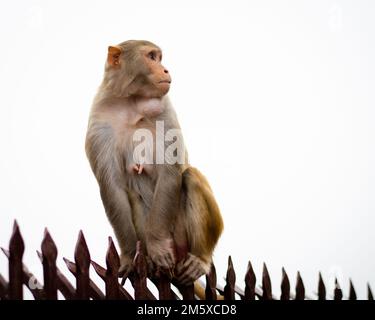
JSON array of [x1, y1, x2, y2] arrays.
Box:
[[147, 238, 176, 271], [175, 253, 210, 285], [118, 254, 134, 282], [132, 164, 144, 175]]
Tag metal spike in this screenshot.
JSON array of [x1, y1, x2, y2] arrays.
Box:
[[280, 267, 290, 300], [334, 278, 343, 300], [295, 271, 305, 300], [262, 263, 272, 300], [349, 279, 357, 300], [244, 260, 256, 300], [368, 283, 373, 300], [224, 256, 236, 300], [318, 272, 326, 300]]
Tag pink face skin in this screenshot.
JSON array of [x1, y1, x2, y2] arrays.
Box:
[[135, 48, 170, 116], [140, 46, 171, 98]]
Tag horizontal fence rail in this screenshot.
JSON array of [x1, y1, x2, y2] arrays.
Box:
[[0, 221, 373, 300]]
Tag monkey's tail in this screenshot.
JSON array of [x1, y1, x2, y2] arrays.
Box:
[[182, 166, 224, 256], [193, 281, 224, 300]]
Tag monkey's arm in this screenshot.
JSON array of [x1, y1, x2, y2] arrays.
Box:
[[99, 181, 138, 276], [85, 125, 138, 276], [145, 164, 183, 270]]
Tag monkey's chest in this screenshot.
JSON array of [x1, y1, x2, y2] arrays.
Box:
[[120, 122, 158, 168], [118, 124, 159, 205]]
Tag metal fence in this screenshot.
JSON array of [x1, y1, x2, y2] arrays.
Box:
[[0, 221, 373, 300]]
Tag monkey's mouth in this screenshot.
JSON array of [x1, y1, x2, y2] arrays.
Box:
[[159, 80, 171, 84]]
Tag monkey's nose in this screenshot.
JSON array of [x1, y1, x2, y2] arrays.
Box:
[[164, 69, 169, 74]]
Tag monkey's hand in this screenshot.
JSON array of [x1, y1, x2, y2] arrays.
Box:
[[146, 238, 176, 272], [118, 254, 134, 279], [175, 253, 211, 285]]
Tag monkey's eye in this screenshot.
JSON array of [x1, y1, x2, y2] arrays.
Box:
[[148, 52, 156, 61]]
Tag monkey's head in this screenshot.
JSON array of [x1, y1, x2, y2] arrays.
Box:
[[104, 40, 171, 99]]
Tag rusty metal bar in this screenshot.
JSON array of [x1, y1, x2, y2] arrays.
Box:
[[334, 278, 343, 301], [280, 267, 290, 300], [368, 284, 373, 300], [205, 263, 217, 300], [156, 271, 174, 300], [349, 279, 357, 300], [3, 248, 45, 299], [295, 272, 305, 300], [244, 261, 256, 300], [150, 276, 180, 300], [36, 251, 75, 300], [262, 263, 272, 300], [8, 221, 24, 300], [177, 283, 195, 300], [105, 237, 120, 299], [132, 241, 151, 300], [224, 256, 236, 300], [91, 259, 134, 300], [65, 258, 104, 300], [41, 229, 58, 300], [318, 272, 326, 300], [74, 231, 90, 300], [4, 221, 375, 301], [55, 268, 76, 300], [234, 282, 263, 300]]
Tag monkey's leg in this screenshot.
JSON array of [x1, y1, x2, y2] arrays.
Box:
[[99, 182, 138, 277], [173, 211, 189, 263], [175, 167, 224, 285], [145, 165, 183, 272]]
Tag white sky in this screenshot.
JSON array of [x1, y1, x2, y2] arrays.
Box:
[[0, 0, 374, 299]]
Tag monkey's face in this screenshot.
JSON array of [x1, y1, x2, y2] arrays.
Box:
[[106, 41, 171, 98], [140, 46, 171, 97]]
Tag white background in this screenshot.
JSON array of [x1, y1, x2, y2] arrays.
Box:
[[0, 0, 374, 299]]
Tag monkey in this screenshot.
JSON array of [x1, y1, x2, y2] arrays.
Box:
[[85, 40, 223, 285]]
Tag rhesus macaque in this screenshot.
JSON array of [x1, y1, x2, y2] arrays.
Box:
[[85, 40, 223, 284]]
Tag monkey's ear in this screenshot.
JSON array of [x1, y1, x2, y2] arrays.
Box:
[[107, 46, 122, 67]]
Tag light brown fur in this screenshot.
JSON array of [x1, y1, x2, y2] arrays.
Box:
[[85, 40, 223, 285]]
